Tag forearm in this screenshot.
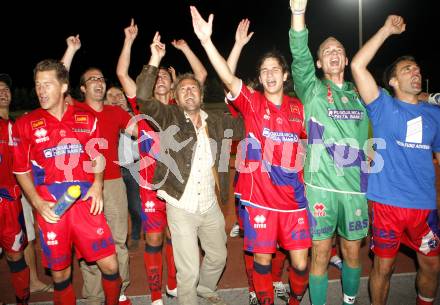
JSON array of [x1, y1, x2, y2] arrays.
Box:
[[351, 27, 391, 104], [180, 46, 208, 85], [16, 172, 41, 207], [136, 65, 158, 101], [116, 39, 137, 97], [61, 48, 77, 71], [201, 39, 240, 95], [351, 26, 392, 71], [290, 10, 305, 31], [226, 43, 244, 75], [92, 169, 104, 189]]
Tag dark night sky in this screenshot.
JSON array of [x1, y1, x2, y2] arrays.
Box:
[[1, 0, 438, 93]]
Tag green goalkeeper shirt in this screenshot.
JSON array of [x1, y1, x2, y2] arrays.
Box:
[[289, 28, 369, 194]]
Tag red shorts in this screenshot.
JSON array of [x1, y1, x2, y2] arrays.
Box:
[[36, 197, 115, 271], [140, 188, 167, 233], [370, 201, 440, 258], [0, 197, 27, 253], [242, 205, 312, 253]]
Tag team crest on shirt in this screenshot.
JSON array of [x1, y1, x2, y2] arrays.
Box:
[[59, 129, 66, 137], [46, 232, 58, 246], [313, 203, 326, 217], [31, 119, 46, 129], [144, 201, 156, 213], [74, 114, 89, 124], [34, 128, 49, 143], [97, 228, 104, 235], [298, 217, 304, 225], [253, 215, 266, 229]]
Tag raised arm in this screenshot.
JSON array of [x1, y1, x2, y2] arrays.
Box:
[[351, 15, 406, 104], [116, 18, 138, 98], [136, 32, 166, 102], [226, 18, 254, 74], [290, 0, 307, 31], [190, 6, 241, 97], [171, 38, 208, 85], [61, 35, 81, 71]]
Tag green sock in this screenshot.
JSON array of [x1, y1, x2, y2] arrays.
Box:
[[309, 273, 328, 305], [341, 261, 361, 305]]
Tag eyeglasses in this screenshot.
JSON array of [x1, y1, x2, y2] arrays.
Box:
[[84, 76, 106, 83]]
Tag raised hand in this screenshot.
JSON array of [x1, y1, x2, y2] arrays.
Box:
[[290, 0, 307, 15], [171, 39, 189, 51], [235, 19, 254, 48], [66, 34, 81, 52], [168, 66, 177, 83], [150, 31, 166, 60], [190, 6, 213, 44], [124, 18, 138, 42], [384, 15, 406, 35]]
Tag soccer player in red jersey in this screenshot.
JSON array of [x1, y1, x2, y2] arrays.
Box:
[[0, 73, 30, 305], [62, 34, 136, 305], [12, 59, 121, 305], [191, 7, 310, 305]]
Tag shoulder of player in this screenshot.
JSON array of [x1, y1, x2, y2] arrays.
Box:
[[14, 109, 44, 127]]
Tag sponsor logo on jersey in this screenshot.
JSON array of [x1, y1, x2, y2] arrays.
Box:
[[290, 104, 300, 114], [43, 143, 83, 158], [395, 116, 431, 150], [72, 128, 91, 133], [253, 215, 266, 229], [262, 128, 299, 143], [31, 119, 46, 129], [34, 128, 49, 143], [74, 114, 89, 124], [144, 200, 156, 213], [313, 202, 326, 217], [348, 219, 368, 231], [47, 231, 59, 246], [327, 109, 364, 120]]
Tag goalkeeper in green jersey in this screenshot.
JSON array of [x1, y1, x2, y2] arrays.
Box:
[[289, 1, 370, 305]]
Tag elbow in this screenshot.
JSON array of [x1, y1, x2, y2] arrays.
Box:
[[350, 57, 366, 74], [116, 70, 124, 79], [197, 70, 208, 85]]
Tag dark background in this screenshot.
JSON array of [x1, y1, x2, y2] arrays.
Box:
[[1, 0, 437, 108]]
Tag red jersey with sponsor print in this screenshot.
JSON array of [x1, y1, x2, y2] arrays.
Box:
[[74, 100, 131, 180], [12, 105, 101, 198], [0, 118, 20, 201], [228, 83, 307, 211]]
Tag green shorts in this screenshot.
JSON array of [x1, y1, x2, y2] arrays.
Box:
[[306, 185, 368, 241]]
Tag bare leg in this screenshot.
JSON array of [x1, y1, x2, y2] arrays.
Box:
[[24, 241, 53, 292], [416, 253, 440, 301], [369, 255, 396, 305]]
